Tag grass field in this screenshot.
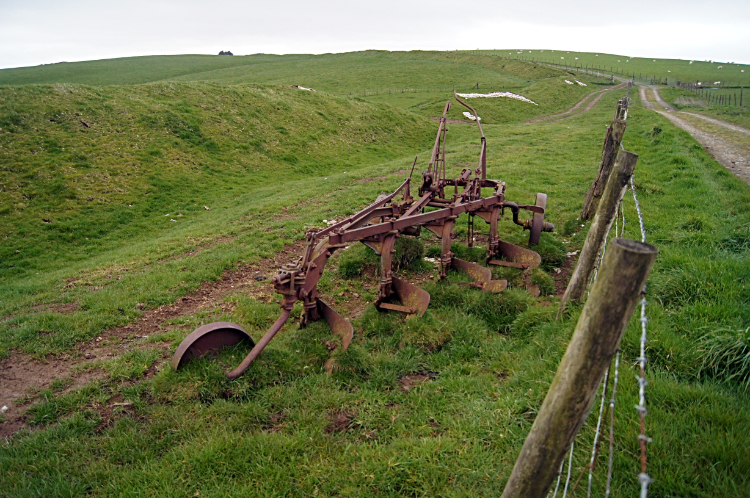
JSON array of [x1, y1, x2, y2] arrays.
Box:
[[471, 49, 750, 87], [0, 51, 613, 125], [655, 86, 750, 129], [1, 52, 749, 497]]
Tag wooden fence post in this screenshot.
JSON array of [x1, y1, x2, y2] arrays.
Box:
[[559, 150, 638, 314], [580, 104, 628, 220], [501, 238, 658, 498]]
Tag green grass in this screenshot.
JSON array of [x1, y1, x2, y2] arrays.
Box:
[[657, 86, 750, 129], [0, 82, 440, 356], [478, 49, 750, 88], [0, 51, 570, 90], [698, 327, 750, 392], [0, 55, 258, 86], [0, 51, 613, 125], [1, 51, 750, 497]]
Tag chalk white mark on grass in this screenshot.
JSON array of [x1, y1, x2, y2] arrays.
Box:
[[456, 92, 537, 105]]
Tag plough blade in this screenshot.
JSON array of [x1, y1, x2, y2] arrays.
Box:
[[490, 241, 542, 269], [391, 276, 430, 317], [319, 298, 354, 374], [171, 321, 254, 370], [317, 299, 353, 350], [452, 257, 507, 293], [484, 279, 509, 293]]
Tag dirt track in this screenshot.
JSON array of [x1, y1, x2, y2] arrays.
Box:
[[526, 83, 626, 124], [0, 240, 305, 437], [639, 86, 750, 185]]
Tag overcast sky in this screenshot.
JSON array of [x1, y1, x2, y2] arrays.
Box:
[[2, 0, 749, 69]]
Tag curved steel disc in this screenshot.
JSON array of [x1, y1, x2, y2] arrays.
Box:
[[171, 321, 254, 370], [529, 193, 547, 246]]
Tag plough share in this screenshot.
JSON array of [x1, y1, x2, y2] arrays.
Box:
[[172, 92, 554, 378]]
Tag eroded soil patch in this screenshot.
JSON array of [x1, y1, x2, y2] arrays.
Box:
[[0, 238, 307, 438]]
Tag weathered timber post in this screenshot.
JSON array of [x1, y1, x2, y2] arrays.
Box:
[[502, 238, 658, 498], [558, 150, 638, 315], [580, 109, 628, 220]]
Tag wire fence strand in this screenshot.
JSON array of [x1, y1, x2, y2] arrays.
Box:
[[605, 351, 621, 497], [630, 175, 652, 498]]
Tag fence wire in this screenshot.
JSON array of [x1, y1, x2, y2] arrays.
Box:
[[605, 351, 621, 497], [572, 158, 650, 497], [630, 175, 652, 498]]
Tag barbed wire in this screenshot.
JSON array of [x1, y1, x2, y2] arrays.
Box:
[[630, 175, 652, 498], [562, 441, 576, 498], [587, 367, 611, 497], [605, 351, 621, 497], [550, 458, 565, 498]]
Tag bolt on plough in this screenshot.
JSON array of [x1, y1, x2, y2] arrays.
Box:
[[172, 92, 554, 378]]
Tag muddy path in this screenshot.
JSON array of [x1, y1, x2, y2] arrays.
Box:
[[526, 83, 626, 124], [639, 86, 750, 186]]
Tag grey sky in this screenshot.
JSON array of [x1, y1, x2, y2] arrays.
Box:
[[1, 0, 749, 69]]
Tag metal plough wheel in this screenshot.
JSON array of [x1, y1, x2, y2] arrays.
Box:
[[529, 193, 547, 246]]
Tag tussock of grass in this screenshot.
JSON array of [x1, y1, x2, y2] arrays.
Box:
[[338, 244, 381, 279], [339, 237, 428, 279], [698, 327, 750, 391], [427, 281, 531, 334]]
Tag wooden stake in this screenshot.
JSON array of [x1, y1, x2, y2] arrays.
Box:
[[580, 118, 627, 220], [502, 238, 658, 498], [559, 150, 638, 313]]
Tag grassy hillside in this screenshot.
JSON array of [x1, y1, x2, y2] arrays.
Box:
[[0, 81, 441, 356], [0, 52, 613, 124], [0, 51, 563, 88], [1, 51, 749, 497], [481, 49, 750, 87], [0, 82, 432, 273], [0, 55, 256, 86]]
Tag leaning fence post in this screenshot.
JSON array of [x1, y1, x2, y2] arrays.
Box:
[[501, 238, 658, 498], [559, 150, 638, 314], [580, 110, 628, 221]]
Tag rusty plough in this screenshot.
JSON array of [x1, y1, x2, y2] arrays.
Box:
[[172, 92, 554, 378]]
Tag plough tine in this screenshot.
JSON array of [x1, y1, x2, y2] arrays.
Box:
[[171, 322, 254, 370], [391, 276, 430, 317], [452, 257, 507, 293]]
